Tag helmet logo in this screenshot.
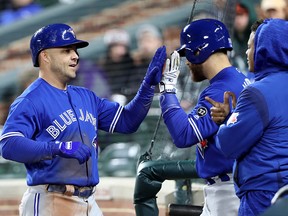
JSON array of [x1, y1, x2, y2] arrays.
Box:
[[62, 28, 76, 40]]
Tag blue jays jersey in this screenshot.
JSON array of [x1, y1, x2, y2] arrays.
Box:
[[0, 78, 154, 186], [160, 66, 249, 179]]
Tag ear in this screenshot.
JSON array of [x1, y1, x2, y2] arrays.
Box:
[[39, 50, 50, 66]]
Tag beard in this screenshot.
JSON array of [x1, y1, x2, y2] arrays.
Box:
[[189, 64, 206, 82]]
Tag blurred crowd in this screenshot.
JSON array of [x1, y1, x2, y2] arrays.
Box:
[[1, 0, 288, 135], [0, 0, 82, 25]]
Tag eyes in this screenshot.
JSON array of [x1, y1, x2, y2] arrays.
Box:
[[60, 47, 79, 57], [63, 48, 74, 54]]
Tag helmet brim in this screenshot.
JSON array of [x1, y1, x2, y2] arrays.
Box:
[[176, 44, 186, 57], [66, 39, 89, 49]]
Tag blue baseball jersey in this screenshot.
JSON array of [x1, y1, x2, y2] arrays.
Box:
[[0, 78, 154, 186], [160, 66, 249, 179]]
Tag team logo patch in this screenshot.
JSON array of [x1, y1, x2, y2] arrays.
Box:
[[227, 112, 239, 125], [197, 107, 207, 117], [197, 139, 208, 159]]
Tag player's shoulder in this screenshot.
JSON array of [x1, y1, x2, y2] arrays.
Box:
[[68, 85, 92, 94], [68, 85, 98, 99], [19, 78, 45, 98]]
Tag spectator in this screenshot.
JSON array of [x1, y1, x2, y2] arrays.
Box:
[[133, 24, 163, 67], [0, 0, 9, 11], [260, 0, 288, 19], [0, 0, 43, 25], [18, 68, 38, 92], [98, 28, 136, 103], [131, 24, 163, 94], [0, 69, 37, 131], [70, 59, 111, 99], [0, 87, 16, 127], [231, 2, 255, 75], [162, 26, 181, 55]]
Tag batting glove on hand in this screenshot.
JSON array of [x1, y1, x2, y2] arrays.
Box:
[[144, 46, 167, 86], [51, 141, 91, 164], [159, 51, 180, 94]]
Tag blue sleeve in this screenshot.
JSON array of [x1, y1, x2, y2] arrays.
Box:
[[0, 97, 55, 163], [2, 97, 39, 139], [160, 88, 221, 148], [0, 136, 52, 163], [216, 86, 268, 159]]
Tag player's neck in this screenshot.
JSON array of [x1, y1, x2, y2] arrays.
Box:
[[203, 53, 231, 80], [39, 70, 67, 90]]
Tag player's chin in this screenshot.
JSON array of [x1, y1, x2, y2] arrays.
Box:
[[67, 71, 77, 80], [69, 67, 77, 75]]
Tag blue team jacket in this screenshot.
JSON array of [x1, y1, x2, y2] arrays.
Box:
[[216, 18, 288, 198]]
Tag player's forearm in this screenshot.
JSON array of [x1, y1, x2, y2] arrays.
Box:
[[0, 136, 52, 163], [115, 81, 155, 133], [160, 93, 199, 148]]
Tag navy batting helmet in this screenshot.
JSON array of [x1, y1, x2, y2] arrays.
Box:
[[30, 23, 89, 67], [177, 18, 232, 64]]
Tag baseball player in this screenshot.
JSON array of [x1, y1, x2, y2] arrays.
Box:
[[206, 18, 288, 216], [134, 18, 250, 216], [0, 23, 166, 216]]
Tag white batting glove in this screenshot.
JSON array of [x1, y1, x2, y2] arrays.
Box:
[[159, 51, 180, 94]]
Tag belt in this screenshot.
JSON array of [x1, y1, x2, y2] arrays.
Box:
[[46, 184, 95, 198], [206, 173, 231, 185]]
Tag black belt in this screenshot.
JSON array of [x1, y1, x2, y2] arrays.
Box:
[[46, 184, 95, 198], [206, 173, 231, 185]]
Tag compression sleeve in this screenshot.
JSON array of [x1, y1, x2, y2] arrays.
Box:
[[0, 136, 53, 163], [159, 93, 196, 148], [114, 81, 155, 133], [160, 91, 220, 148]]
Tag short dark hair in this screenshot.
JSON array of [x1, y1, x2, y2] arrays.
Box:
[[251, 19, 264, 32]]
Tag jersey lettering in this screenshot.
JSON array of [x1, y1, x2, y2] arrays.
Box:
[[46, 126, 60, 139], [243, 78, 251, 88], [79, 109, 97, 129], [53, 109, 77, 132], [46, 108, 97, 139]]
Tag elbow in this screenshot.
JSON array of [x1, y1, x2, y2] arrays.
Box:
[[0, 143, 10, 161], [121, 125, 139, 134]]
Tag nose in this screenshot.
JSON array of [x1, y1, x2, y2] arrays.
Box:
[[72, 50, 79, 62]]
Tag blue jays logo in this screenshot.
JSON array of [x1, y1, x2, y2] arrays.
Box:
[[227, 112, 239, 125]]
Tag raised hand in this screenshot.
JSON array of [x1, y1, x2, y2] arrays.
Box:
[[144, 46, 167, 86], [51, 141, 91, 164], [205, 91, 237, 124], [159, 51, 180, 93]]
